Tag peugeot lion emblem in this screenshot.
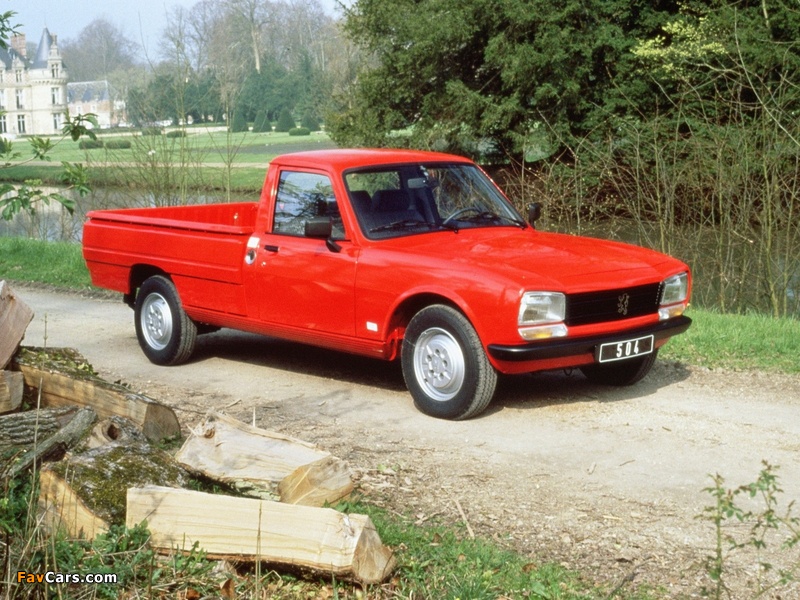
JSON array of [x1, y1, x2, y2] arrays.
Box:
[[617, 293, 630, 316]]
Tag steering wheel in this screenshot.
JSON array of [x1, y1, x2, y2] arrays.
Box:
[[441, 206, 481, 226]]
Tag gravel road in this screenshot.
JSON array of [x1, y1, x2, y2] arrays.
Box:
[[16, 286, 800, 597]]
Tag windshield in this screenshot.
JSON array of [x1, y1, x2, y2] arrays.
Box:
[[344, 162, 525, 239]]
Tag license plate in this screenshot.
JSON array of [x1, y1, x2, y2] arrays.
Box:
[[596, 335, 654, 363]]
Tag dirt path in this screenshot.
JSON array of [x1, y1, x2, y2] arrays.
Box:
[[17, 286, 800, 597]]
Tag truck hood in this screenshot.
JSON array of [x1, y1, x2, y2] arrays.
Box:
[[384, 228, 684, 292]]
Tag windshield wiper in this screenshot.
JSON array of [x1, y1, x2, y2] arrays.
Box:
[[460, 211, 527, 229], [370, 219, 431, 233]]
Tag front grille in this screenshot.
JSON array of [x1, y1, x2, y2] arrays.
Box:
[[566, 282, 662, 327]]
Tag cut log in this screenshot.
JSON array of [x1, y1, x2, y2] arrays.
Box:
[[5, 407, 96, 478], [0, 370, 24, 414], [13, 347, 180, 442], [39, 468, 110, 540], [0, 281, 34, 369], [126, 485, 396, 584], [175, 411, 353, 506], [38, 440, 190, 538]]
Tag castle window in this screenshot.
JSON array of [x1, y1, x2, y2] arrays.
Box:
[[52, 87, 60, 105], [53, 113, 62, 131], [0, 116, 6, 134], [51, 63, 59, 78], [17, 115, 25, 134], [15, 70, 22, 83], [15, 89, 23, 109]]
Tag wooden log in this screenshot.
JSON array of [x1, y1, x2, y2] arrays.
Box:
[[175, 411, 353, 506], [0, 281, 34, 369], [6, 407, 96, 478], [39, 468, 109, 540], [38, 440, 190, 539], [0, 370, 25, 414], [13, 347, 180, 442], [0, 406, 80, 450], [126, 485, 396, 584]]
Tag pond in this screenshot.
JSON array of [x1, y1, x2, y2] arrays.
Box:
[[1, 185, 797, 318]]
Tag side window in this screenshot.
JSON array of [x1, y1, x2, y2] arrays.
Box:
[[273, 171, 343, 238]]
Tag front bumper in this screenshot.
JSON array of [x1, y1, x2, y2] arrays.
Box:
[[487, 315, 692, 362]]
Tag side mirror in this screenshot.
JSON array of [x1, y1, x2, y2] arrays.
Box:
[[527, 202, 542, 227], [304, 216, 342, 253], [304, 216, 333, 238]]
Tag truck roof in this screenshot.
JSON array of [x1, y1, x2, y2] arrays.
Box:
[[270, 148, 474, 171]]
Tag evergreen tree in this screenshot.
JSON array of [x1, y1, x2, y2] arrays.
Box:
[[252, 110, 270, 133], [301, 111, 321, 132], [230, 110, 249, 133], [275, 108, 295, 132]]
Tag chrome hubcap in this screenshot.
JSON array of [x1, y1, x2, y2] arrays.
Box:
[[413, 327, 465, 401], [140, 293, 173, 350]]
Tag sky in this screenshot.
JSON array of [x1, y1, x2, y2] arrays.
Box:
[[7, 0, 346, 57]]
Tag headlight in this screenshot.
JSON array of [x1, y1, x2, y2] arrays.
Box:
[[659, 272, 689, 320], [518, 292, 567, 340]]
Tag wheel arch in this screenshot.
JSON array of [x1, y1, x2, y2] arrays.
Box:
[[384, 292, 468, 360], [124, 265, 170, 307]]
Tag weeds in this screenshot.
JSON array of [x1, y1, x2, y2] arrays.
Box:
[[698, 462, 800, 598]]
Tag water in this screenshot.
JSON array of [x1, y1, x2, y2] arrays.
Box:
[[0, 186, 259, 242]]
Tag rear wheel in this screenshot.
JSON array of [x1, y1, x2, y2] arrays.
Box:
[[134, 276, 197, 365], [580, 349, 658, 386], [401, 304, 497, 420]]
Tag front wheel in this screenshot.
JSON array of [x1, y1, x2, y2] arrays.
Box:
[[580, 349, 659, 386], [401, 305, 497, 420], [134, 275, 197, 365]]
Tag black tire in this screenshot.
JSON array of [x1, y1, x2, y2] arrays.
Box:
[[580, 349, 659, 386], [401, 304, 497, 420], [134, 276, 197, 365]]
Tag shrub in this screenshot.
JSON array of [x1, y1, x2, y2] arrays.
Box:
[[252, 110, 271, 133], [288, 127, 311, 136], [141, 127, 162, 136], [275, 108, 295, 133], [103, 140, 132, 149], [166, 130, 187, 138], [301, 112, 321, 132], [230, 111, 249, 133], [78, 140, 104, 150]]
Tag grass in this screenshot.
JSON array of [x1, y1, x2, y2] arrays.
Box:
[[0, 237, 92, 289], [660, 308, 800, 374], [0, 128, 337, 193]]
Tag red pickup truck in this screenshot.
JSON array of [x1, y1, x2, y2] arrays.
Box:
[[82, 148, 691, 420]]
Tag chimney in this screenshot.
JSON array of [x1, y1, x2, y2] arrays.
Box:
[[11, 34, 26, 58]]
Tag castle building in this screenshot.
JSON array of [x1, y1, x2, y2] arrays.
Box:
[[0, 29, 68, 137]]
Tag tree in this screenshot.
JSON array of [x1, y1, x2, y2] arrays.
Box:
[[252, 109, 270, 132], [301, 111, 320, 131], [333, 0, 689, 159], [59, 18, 140, 81], [275, 108, 295, 132], [230, 110, 249, 132]]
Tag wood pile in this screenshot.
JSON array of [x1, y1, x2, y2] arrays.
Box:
[[0, 281, 395, 584]]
